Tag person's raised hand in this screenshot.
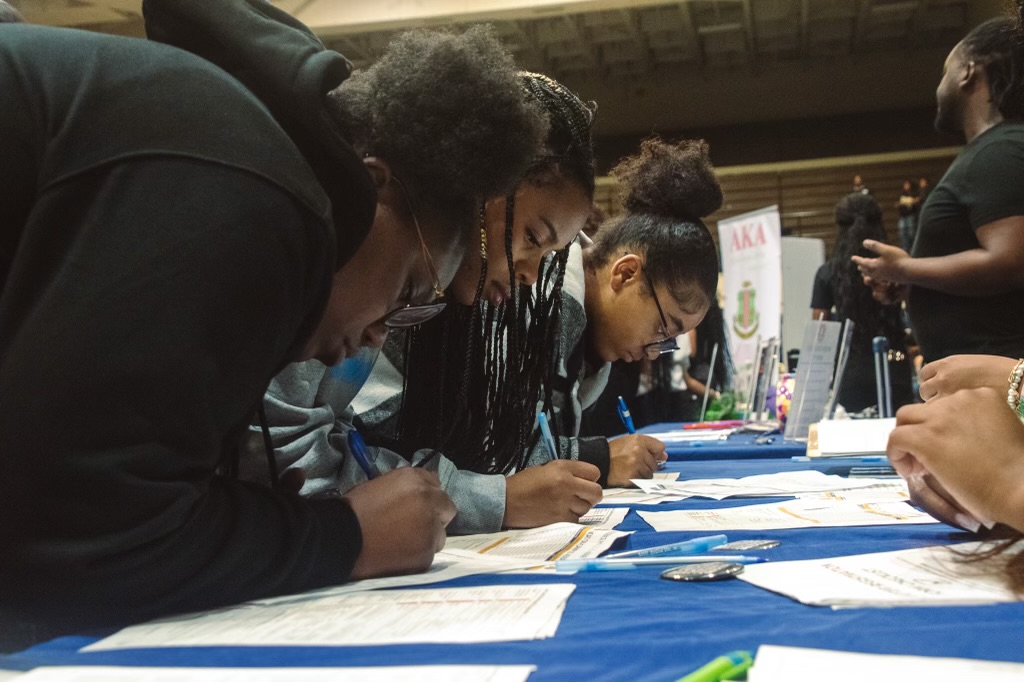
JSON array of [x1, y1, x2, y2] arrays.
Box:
[[887, 388, 1024, 533], [503, 460, 602, 528], [851, 240, 911, 285], [918, 354, 1018, 402], [345, 467, 456, 580], [607, 434, 667, 487]]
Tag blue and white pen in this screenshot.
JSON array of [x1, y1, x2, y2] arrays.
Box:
[[556, 555, 767, 572], [617, 395, 636, 434], [603, 534, 728, 559], [348, 429, 380, 480], [537, 411, 559, 462]]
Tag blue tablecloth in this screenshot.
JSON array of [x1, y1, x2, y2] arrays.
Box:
[[638, 423, 808, 460], [4, 459, 1020, 682]]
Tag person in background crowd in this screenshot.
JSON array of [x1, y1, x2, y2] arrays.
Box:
[[852, 174, 870, 195], [813, 193, 914, 413], [897, 179, 917, 251]]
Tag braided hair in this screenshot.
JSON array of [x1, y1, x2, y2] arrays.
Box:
[[829, 193, 906, 348], [395, 72, 596, 475], [961, 16, 1024, 121]]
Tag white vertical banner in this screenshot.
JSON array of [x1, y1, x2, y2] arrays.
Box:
[[718, 205, 782, 399]]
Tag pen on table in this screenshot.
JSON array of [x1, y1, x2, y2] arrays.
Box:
[[616, 395, 636, 434], [347, 429, 380, 480], [537, 411, 559, 462], [604, 534, 728, 559], [675, 651, 754, 682], [555, 555, 767, 572]]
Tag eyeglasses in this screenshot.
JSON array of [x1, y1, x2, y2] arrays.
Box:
[[637, 259, 679, 355], [382, 178, 447, 329]]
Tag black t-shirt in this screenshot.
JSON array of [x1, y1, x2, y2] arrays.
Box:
[[809, 264, 914, 413], [908, 122, 1024, 361]]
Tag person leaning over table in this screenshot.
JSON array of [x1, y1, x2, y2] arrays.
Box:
[[853, 17, 1024, 364], [0, 3, 547, 649]]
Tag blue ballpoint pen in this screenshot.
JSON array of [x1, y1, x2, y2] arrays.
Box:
[[603, 534, 728, 559], [556, 555, 766, 572], [348, 429, 380, 480], [537, 412, 559, 462], [617, 395, 636, 434]]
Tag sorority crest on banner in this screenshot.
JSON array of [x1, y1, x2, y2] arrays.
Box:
[[733, 281, 759, 339], [718, 206, 782, 399]]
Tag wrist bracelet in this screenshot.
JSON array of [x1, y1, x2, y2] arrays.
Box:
[[1006, 359, 1024, 415]]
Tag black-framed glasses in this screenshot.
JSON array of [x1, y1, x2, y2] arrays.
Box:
[[383, 178, 447, 329], [637, 258, 679, 355]]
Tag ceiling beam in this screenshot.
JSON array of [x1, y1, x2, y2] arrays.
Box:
[[740, 0, 757, 62], [619, 9, 653, 74], [677, 1, 704, 65]]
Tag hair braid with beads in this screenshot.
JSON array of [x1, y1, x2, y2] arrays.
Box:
[[395, 72, 595, 474]]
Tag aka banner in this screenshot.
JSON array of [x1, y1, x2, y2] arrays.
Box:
[[718, 205, 782, 397]]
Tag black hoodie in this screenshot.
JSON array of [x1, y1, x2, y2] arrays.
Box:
[[0, 23, 373, 648]]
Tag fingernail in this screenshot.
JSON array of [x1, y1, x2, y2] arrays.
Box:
[[955, 513, 982, 533]]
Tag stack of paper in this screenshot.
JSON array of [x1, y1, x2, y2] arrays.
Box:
[[748, 645, 1024, 681], [444, 522, 628, 561], [638, 498, 937, 532], [739, 542, 1020, 607], [11, 666, 536, 682], [633, 470, 890, 500], [808, 418, 895, 457], [86, 584, 576, 651]]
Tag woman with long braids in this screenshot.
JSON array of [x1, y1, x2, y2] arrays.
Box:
[[356, 137, 723, 532], [811, 192, 914, 413]]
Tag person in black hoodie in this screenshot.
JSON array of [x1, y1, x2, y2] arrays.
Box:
[[0, 4, 545, 650]]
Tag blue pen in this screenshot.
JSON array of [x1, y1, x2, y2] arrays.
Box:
[[617, 395, 636, 434], [347, 429, 380, 480], [556, 555, 766, 572], [603, 534, 728, 559], [537, 412, 559, 461]]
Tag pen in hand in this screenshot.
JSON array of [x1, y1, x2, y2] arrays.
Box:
[[617, 395, 636, 434], [537, 411, 559, 462], [348, 429, 380, 480]]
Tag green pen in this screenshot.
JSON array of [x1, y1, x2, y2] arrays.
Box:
[[675, 650, 753, 682]]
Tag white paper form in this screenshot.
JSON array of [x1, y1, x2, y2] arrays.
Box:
[[578, 507, 629, 529], [14, 666, 536, 682], [796, 480, 910, 504], [747, 645, 1024, 682], [244, 549, 539, 608], [597, 472, 684, 506], [638, 498, 938, 532], [633, 470, 891, 500], [87, 584, 576, 651], [739, 542, 1020, 608], [444, 522, 628, 561]]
